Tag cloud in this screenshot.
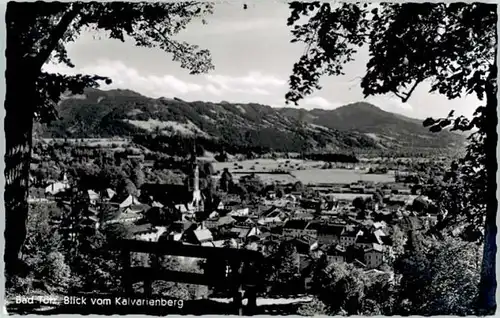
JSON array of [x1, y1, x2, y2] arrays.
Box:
[[42, 60, 203, 98], [365, 95, 414, 114], [206, 84, 223, 96], [42, 60, 283, 99], [301, 96, 343, 109], [205, 71, 285, 92]]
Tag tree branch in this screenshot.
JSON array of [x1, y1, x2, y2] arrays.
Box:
[[32, 3, 82, 71], [393, 78, 423, 103], [392, 90, 406, 100], [327, 31, 371, 39], [304, 27, 319, 56], [402, 78, 423, 103], [149, 23, 182, 53]]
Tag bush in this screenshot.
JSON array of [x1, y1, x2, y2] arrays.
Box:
[[42, 251, 72, 292], [297, 297, 330, 316]]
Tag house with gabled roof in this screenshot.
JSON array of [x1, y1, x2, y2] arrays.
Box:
[[364, 243, 385, 269], [181, 225, 214, 245], [116, 194, 143, 209], [228, 207, 249, 217], [282, 219, 309, 238], [205, 215, 236, 229], [130, 223, 167, 242], [229, 226, 261, 243], [100, 188, 116, 201], [355, 231, 383, 250], [152, 201, 164, 208], [193, 228, 214, 244], [45, 181, 70, 196], [317, 223, 345, 244], [326, 244, 346, 263], [123, 203, 150, 215], [174, 204, 189, 214], [372, 221, 387, 230], [87, 190, 100, 205], [340, 227, 362, 247], [373, 228, 387, 239]]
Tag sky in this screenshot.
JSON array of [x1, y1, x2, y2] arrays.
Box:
[[43, 1, 480, 120]]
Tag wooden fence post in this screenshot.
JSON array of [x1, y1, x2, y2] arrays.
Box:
[[229, 260, 244, 315], [246, 285, 257, 315], [121, 247, 132, 295], [143, 279, 152, 297]]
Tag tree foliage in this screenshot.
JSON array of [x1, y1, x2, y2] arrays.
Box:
[[219, 168, 234, 192], [267, 241, 302, 296], [353, 196, 366, 211], [394, 236, 482, 315], [286, 3, 495, 105], [286, 2, 497, 312], [310, 262, 368, 315], [5, 1, 215, 275], [130, 164, 146, 189], [118, 178, 138, 197], [297, 297, 330, 316], [7, 204, 70, 295]]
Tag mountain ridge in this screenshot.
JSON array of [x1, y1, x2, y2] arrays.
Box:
[[43, 88, 465, 154]]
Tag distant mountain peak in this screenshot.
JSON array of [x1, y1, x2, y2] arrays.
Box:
[[86, 88, 145, 98], [46, 88, 465, 152], [338, 101, 384, 112]]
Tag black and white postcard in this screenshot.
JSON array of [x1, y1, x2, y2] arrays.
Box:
[[3, 1, 498, 316]]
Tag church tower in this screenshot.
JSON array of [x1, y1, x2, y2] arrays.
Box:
[[190, 140, 203, 212], [193, 161, 200, 192]]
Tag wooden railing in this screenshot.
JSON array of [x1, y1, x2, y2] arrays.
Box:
[[115, 239, 264, 315]]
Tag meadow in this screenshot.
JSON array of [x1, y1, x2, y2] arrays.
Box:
[[43, 138, 131, 148], [213, 159, 323, 173], [291, 169, 395, 185], [213, 159, 395, 185]]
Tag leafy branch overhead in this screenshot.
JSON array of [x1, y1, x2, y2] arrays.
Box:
[[10, 1, 215, 124], [286, 2, 496, 107], [286, 4, 497, 312], [286, 1, 497, 235], [4, 1, 215, 277]]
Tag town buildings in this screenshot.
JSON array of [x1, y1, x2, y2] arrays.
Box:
[[30, 141, 438, 290]]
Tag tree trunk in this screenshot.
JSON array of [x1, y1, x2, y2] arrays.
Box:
[[4, 75, 36, 276], [4, 4, 37, 275], [478, 63, 498, 314]]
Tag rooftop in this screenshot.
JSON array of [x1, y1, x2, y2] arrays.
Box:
[[365, 243, 384, 253], [194, 228, 213, 242], [283, 219, 309, 230], [318, 224, 345, 236], [130, 224, 156, 235], [326, 244, 346, 256]]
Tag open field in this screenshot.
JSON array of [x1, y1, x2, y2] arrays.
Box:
[[292, 169, 395, 185], [213, 159, 395, 185], [42, 138, 131, 147], [321, 193, 375, 201], [218, 173, 297, 185], [213, 159, 324, 174]]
